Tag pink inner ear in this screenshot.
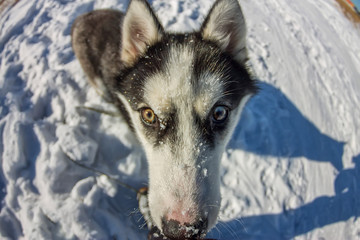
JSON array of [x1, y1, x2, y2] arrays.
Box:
[[224, 23, 240, 54], [130, 24, 144, 47], [131, 22, 146, 40], [200, 0, 247, 64], [126, 44, 138, 61], [122, 25, 146, 65]]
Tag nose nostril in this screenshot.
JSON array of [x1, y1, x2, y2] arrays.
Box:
[[162, 219, 185, 240], [161, 218, 208, 240]]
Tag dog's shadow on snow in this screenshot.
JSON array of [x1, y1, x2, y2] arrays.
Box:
[[229, 82, 344, 171], [208, 82, 359, 239], [209, 155, 360, 240]]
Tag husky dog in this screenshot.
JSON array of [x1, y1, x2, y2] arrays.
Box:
[[71, 0, 257, 238]]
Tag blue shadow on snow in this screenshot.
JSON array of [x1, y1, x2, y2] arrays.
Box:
[[207, 82, 357, 239], [208, 155, 360, 240], [229, 82, 345, 171]]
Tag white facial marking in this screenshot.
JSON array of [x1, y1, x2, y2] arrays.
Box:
[[144, 45, 194, 117], [222, 93, 253, 145], [116, 43, 253, 235], [194, 71, 225, 119], [138, 45, 228, 232]]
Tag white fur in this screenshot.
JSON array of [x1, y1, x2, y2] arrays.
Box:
[[194, 71, 227, 119], [223, 94, 253, 145], [116, 45, 252, 233], [72, 0, 253, 236], [143, 46, 224, 228], [114, 0, 252, 236]]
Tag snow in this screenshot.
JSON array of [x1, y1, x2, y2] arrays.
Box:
[[0, 0, 359, 239]]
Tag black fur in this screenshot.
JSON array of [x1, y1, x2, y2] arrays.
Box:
[[115, 34, 257, 147], [71, 1, 257, 237], [71, 1, 257, 138]]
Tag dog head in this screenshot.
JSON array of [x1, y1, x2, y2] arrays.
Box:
[[115, 0, 257, 238]]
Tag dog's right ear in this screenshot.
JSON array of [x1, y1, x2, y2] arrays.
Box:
[[121, 0, 164, 67], [201, 0, 248, 64]]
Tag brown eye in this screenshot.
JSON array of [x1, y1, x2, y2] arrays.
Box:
[[212, 106, 229, 123], [141, 108, 157, 125]]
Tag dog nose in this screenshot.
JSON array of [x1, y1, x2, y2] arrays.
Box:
[[161, 218, 207, 239]]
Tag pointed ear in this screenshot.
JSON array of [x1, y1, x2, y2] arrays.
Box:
[[121, 0, 164, 66], [201, 0, 248, 64]]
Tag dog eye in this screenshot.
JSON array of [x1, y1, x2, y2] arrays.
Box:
[[141, 108, 157, 125], [212, 106, 229, 123]]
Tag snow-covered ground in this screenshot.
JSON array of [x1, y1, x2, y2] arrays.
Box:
[[0, 0, 360, 239]]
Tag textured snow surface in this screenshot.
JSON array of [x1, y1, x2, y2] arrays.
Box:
[[1, 0, 360, 239]]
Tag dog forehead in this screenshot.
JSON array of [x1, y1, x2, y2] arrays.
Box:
[[143, 45, 224, 118]]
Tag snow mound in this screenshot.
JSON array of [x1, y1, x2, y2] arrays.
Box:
[[0, 0, 359, 239]]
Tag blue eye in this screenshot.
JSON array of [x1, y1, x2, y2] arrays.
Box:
[[212, 106, 229, 123]]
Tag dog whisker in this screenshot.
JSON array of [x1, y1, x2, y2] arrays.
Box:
[[71, 0, 257, 238]]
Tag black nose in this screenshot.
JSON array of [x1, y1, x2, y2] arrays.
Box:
[[161, 218, 207, 240]]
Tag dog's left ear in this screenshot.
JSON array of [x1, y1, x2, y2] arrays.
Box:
[[121, 0, 164, 66], [201, 0, 248, 64]]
